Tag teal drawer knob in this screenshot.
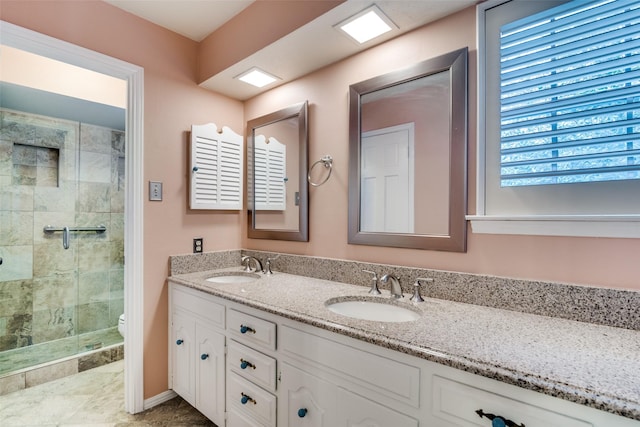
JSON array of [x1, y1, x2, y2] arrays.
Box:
[[200, 353, 209, 360], [240, 324, 255, 334], [475, 409, 524, 427], [298, 408, 308, 418], [192, 166, 199, 172], [240, 392, 256, 405], [493, 419, 506, 427], [240, 359, 255, 370], [176, 339, 183, 345]]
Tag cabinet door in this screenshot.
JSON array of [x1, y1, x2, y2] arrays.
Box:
[[171, 312, 195, 406], [335, 388, 418, 427], [279, 362, 337, 427], [196, 323, 225, 426]]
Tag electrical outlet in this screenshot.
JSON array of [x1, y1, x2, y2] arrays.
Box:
[[193, 238, 203, 253], [149, 181, 163, 201]]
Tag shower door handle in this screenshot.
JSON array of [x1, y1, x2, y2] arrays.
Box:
[[43, 225, 106, 250], [63, 227, 70, 250], [0, 257, 3, 265]]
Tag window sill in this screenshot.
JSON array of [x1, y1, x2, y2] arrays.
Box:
[[466, 215, 640, 238]]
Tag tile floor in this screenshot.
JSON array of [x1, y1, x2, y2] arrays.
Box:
[[0, 360, 215, 426]]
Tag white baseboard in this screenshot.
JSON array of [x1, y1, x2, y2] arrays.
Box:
[[143, 389, 177, 410]]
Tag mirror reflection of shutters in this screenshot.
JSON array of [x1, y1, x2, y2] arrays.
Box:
[[254, 135, 286, 211], [190, 123, 243, 210]]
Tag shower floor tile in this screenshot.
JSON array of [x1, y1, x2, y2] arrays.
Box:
[[0, 360, 215, 426]]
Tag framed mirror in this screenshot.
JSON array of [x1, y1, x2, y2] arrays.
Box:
[[348, 48, 468, 251], [247, 101, 309, 241]]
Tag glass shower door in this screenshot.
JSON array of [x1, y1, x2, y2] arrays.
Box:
[[0, 108, 125, 376]]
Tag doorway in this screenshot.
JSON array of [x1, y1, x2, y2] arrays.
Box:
[[1, 21, 144, 413]]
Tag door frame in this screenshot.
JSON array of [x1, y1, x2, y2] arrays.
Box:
[[1, 21, 145, 413]]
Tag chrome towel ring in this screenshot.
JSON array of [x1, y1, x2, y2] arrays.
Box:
[[307, 155, 333, 187]]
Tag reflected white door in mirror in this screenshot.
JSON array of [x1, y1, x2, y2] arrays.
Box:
[[361, 123, 415, 233]]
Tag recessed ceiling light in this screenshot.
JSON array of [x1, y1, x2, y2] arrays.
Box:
[[337, 5, 396, 44], [236, 67, 279, 88]]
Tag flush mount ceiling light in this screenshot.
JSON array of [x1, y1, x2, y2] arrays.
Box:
[[235, 67, 279, 88], [336, 5, 396, 44]]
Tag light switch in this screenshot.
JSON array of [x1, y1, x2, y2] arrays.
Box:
[[149, 181, 163, 201]]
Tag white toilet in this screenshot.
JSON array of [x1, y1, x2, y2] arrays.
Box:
[[118, 314, 125, 338]]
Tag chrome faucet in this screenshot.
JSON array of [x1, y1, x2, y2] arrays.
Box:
[[380, 274, 403, 299], [241, 255, 263, 273], [362, 269, 381, 295], [263, 258, 273, 275]]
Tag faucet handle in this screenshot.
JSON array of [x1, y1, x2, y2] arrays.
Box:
[[264, 258, 273, 275], [362, 269, 381, 295], [410, 278, 433, 303], [241, 255, 253, 272]]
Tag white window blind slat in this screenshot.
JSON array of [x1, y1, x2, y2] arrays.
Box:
[[499, 0, 640, 187], [501, 1, 636, 59]]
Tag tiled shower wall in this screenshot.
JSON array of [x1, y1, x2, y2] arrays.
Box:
[[0, 109, 124, 368]]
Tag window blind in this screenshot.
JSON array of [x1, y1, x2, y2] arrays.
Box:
[[499, 0, 640, 187]]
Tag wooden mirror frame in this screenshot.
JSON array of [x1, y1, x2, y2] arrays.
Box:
[[348, 48, 468, 251]]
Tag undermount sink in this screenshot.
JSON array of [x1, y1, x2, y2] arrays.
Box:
[[325, 297, 421, 323], [205, 272, 260, 284]]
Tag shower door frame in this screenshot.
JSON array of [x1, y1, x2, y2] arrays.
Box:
[[1, 21, 145, 414]]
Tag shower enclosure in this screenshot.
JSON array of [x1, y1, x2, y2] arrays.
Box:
[[0, 107, 125, 376]]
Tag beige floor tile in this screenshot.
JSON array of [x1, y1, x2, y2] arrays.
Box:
[[0, 360, 214, 427]]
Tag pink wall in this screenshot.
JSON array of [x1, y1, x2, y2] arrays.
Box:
[[243, 6, 640, 291], [1, 1, 244, 398]]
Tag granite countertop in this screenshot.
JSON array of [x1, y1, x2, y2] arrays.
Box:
[[168, 267, 640, 421]]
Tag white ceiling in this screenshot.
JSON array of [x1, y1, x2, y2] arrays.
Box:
[[104, 0, 477, 100], [104, 0, 254, 41]]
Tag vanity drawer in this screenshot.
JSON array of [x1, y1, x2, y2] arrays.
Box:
[[171, 285, 225, 328], [228, 340, 277, 391], [228, 309, 277, 351], [280, 324, 420, 408], [228, 372, 277, 427], [228, 408, 264, 427], [432, 376, 593, 427]]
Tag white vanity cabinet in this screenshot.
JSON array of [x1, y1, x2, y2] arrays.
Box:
[[169, 285, 226, 426], [168, 282, 640, 427], [226, 309, 278, 427], [278, 362, 337, 427]]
